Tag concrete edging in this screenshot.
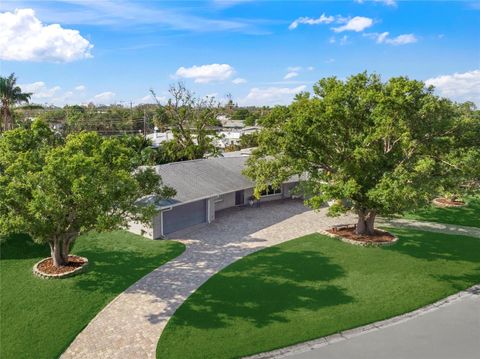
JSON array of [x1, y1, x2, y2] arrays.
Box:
[[244, 284, 480, 359], [33, 255, 89, 279]]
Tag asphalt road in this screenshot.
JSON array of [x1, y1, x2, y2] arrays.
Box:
[[288, 294, 480, 359]]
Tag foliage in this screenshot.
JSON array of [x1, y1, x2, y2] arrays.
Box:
[[0, 121, 175, 266], [239, 132, 259, 149], [151, 83, 221, 162], [1, 73, 32, 131], [0, 231, 185, 359], [157, 229, 480, 359], [245, 72, 475, 234], [434, 102, 480, 200]]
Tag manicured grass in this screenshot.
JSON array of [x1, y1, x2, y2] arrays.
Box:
[[404, 196, 480, 228], [0, 231, 185, 359], [157, 229, 480, 359]]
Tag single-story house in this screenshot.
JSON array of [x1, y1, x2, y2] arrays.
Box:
[[129, 156, 302, 239]]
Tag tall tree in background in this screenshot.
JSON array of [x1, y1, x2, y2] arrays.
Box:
[[245, 72, 473, 235], [151, 82, 220, 162], [1, 73, 32, 131]]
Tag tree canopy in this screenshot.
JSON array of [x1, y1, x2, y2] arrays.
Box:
[[245, 72, 479, 234], [0, 121, 175, 267], [1, 73, 32, 131], [151, 83, 220, 162]]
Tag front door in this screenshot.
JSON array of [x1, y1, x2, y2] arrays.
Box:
[[235, 190, 244, 206]]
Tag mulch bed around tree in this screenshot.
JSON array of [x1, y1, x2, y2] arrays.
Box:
[[36, 255, 87, 275], [433, 197, 466, 207], [326, 227, 396, 244]]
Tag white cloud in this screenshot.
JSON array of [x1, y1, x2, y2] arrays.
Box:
[[92, 91, 116, 104], [367, 32, 418, 45], [289, 14, 335, 30], [287, 66, 302, 72], [284, 71, 299, 80], [175, 63, 235, 83], [385, 33, 417, 45], [19, 81, 89, 105], [137, 94, 165, 104], [0, 8, 93, 62], [0, 1, 256, 34], [333, 16, 373, 32], [307, 66, 315, 71], [232, 77, 247, 84], [425, 70, 480, 105], [241, 85, 307, 106], [20, 82, 61, 99]]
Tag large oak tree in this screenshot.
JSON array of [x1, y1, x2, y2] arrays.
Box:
[[245, 72, 478, 235], [0, 121, 175, 267]]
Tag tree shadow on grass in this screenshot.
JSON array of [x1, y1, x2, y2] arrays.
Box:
[[434, 267, 480, 292], [0, 233, 49, 260], [382, 228, 480, 264], [160, 246, 352, 330]]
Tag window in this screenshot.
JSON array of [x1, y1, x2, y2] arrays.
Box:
[[260, 185, 282, 197]]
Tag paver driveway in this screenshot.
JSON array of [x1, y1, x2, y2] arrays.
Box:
[[62, 199, 354, 359]]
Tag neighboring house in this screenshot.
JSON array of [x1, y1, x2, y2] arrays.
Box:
[[214, 130, 242, 148], [217, 115, 245, 129], [129, 156, 302, 239], [146, 130, 175, 148]]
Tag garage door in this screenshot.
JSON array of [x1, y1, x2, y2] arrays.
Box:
[[162, 200, 207, 235]]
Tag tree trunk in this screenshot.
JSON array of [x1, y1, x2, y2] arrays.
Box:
[[1, 105, 12, 131], [356, 210, 376, 235], [50, 240, 66, 267], [62, 237, 73, 263]]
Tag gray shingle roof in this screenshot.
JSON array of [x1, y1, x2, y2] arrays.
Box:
[[154, 156, 254, 205]]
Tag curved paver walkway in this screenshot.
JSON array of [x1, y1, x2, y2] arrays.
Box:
[[62, 200, 355, 359]]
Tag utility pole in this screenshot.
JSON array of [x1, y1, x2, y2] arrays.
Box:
[[143, 109, 147, 140]]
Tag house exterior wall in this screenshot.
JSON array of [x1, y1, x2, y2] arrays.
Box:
[[127, 220, 154, 239], [152, 213, 163, 239], [214, 191, 237, 211], [140, 181, 303, 240], [207, 197, 215, 223], [282, 182, 299, 198]]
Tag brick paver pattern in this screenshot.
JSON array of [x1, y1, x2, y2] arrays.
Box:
[[62, 200, 355, 358]]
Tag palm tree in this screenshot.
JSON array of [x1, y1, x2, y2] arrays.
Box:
[[1, 73, 32, 131]]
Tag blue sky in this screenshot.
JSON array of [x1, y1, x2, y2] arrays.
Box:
[[1, 0, 479, 106]]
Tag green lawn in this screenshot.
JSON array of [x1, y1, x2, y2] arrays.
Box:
[[404, 196, 480, 228], [157, 229, 480, 359], [0, 231, 185, 359]]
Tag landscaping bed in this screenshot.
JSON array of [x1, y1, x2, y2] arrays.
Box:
[[0, 231, 185, 359], [33, 255, 88, 278], [433, 197, 466, 207], [157, 228, 480, 359], [325, 225, 397, 246]]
